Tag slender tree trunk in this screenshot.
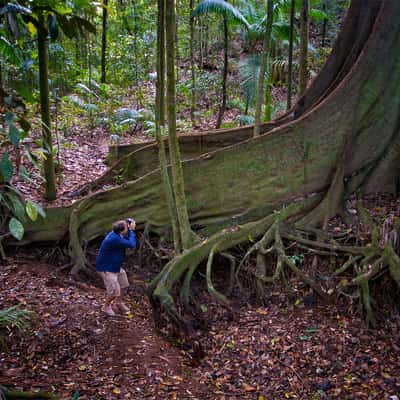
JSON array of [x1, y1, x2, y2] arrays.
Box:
[[299, 0, 309, 96], [166, 0, 193, 250], [321, 0, 328, 47], [264, 76, 272, 121], [189, 0, 196, 126], [204, 21, 209, 64], [253, 0, 273, 137], [37, 14, 56, 200], [133, 3, 139, 86], [198, 18, 204, 68], [101, 0, 108, 83], [287, 0, 295, 110], [158, 1, 166, 127], [156, 0, 181, 253], [216, 16, 228, 129], [175, 0, 179, 83]]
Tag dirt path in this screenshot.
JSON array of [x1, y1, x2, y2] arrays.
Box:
[[0, 259, 209, 399]]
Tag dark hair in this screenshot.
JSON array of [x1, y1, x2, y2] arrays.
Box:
[[112, 220, 127, 234]]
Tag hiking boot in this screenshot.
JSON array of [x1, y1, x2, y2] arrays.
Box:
[[118, 302, 130, 313], [102, 305, 116, 316]]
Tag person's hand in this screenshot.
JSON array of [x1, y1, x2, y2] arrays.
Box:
[[126, 218, 136, 230]]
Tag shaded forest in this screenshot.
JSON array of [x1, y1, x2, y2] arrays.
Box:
[[1, 0, 400, 399]]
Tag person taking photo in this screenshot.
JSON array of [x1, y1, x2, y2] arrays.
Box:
[[96, 218, 137, 316]]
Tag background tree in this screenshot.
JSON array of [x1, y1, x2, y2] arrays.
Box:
[[286, 0, 295, 110], [0, 0, 94, 200], [101, 0, 108, 83], [253, 0, 273, 137], [193, 0, 249, 129], [189, 0, 197, 126], [299, 0, 309, 96]]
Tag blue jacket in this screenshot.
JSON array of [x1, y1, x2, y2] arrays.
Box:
[[96, 230, 137, 273]]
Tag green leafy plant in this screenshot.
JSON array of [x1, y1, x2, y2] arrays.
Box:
[[0, 106, 46, 255], [0, 306, 36, 332], [236, 114, 255, 126]]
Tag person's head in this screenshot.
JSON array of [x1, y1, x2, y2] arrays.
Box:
[[112, 220, 128, 236]]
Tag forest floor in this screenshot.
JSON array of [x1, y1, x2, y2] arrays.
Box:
[[1, 244, 400, 400]]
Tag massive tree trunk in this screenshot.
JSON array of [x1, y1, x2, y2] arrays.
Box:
[[13, 0, 400, 324]]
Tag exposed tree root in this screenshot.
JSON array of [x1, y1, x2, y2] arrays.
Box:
[[68, 200, 93, 276], [149, 195, 400, 331], [206, 243, 229, 306], [148, 199, 318, 329]]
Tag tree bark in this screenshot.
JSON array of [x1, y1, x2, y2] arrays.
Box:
[[253, 0, 274, 137], [175, 0, 180, 83], [299, 0, 309, 96], [216, 16, 228, 129], [291, 0, 382, 120], [37, 13, 56, 201], [101, 0, 108, 84], [166, 0, 193, 250], [287, 0, 295, 110]]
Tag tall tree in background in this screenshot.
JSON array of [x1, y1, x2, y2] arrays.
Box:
[[0, 1, 94, 200], [286, 0, 295, 110], [253, 0, 273, 137], [37, 11, 56, 200], [166, 0, 193, 250], [193, 0, 249, 129], [321, 0, 328, 47], [101, 0, 108, 83], [189, 0, 197, 126], [299, 0, 309, 96], [216, 15, 228, 128], [155, 0, 181, 252]]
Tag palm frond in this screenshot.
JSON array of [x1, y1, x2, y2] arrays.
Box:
[[238, 54, 262, 106], [193, 0, 250, 29], [309, 8, 330, 22], [0, 35, 20, 64]]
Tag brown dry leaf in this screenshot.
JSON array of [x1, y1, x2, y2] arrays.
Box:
[[242, 383, 256, 392]]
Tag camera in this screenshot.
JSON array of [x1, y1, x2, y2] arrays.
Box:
[[126, 218, 135, 226]]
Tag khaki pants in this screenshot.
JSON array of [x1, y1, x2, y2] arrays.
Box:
[[99, 268, 129, 297]]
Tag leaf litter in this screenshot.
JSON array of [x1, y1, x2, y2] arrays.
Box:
[[1, 250, 400, 399]]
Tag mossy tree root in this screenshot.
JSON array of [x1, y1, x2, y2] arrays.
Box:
[[282, 226, 400, 327], [148, 200, 317, 328], [68, 199, 95, 276], [149, 195, 400, 330]]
